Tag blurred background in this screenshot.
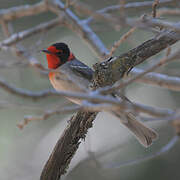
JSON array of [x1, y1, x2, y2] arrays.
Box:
[[0, 0, 180, 180]]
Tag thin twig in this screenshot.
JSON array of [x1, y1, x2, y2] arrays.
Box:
[[152, 0, 159, 18], [17, 105, 80, 129], [0, 1, 47, 21], [51, 0, 109, 57], [104, 136, 179, 169], [157, 8, 180, 17], [130, 68, 180, 91], [86, 0, 176, 24], [108, 27, 136, 57], [139, 15, 180, 32], [0, 18, 62, 50]]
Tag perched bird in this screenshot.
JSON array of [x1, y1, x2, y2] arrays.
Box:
[[42, 42, 158, 147]]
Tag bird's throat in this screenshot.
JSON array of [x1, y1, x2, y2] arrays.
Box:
[[48, 72, 56, 79], [46, 54, 61, 69]]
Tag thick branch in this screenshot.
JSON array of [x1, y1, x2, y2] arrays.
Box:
[[40, 111, 98, 179], [93, 30, 179, 87], [103, 49, 180, 93]]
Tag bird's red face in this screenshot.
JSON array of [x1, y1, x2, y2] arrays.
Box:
[[42, 43, 75, 69]]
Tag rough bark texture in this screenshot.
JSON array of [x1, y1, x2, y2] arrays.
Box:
[[40, 111, 97, 180], [93, 30, 178, 87]]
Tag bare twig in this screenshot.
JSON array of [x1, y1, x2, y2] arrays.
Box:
[[157, 8, 180, 16], [0, 76, 176, 118], [172, 117, 180, 135], [108, 27, 136, 57], [86, 0, 176, 24], [138, 15, 180, 32], [0, 20, 11, 36], [71, 0, 118, 26], [50, 0, 109, 57], [104, 136, 179, 169], [0, 1, 47, 21], [0, 78, 57, 99], [130, 68, 180, 91], [152, 0, 159, 18], [18, 98, 175, 130], [0, 18, 62, 50], [17, 105, 80, 129]]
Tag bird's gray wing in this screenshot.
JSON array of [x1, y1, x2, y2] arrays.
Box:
[[68, 59, 94, 81]]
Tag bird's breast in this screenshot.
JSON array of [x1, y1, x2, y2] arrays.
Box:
[[49, 72, 56, 79], [48, 69, 90, 105]]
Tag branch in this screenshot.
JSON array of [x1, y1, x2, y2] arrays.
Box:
[[102, 0, 176, 13], [0, 78, 58, 99], [131, 68, 180, 91], [134, 102, 174, 117], [152, 0, 159, 18], [92, 29, 179, 87], [40, 111, 98, 179], [103, 48, 180, 93], [50, 0, 109, 57], [137, 15, 180, 32], [104, 136, 179, 169], [17, 105, 80, 129], [0, 1, 47, 21], [157, 8, 180, 16], [18, 97, 175, 130], [69, 0, 118, 26], [1, 76, 175, 119], [86, 0, 177, 24], [108, 27, 136, 57], [0, 18, 62, 50]]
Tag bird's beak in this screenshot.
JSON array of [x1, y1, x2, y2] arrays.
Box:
[[41, 49, 53, 54]]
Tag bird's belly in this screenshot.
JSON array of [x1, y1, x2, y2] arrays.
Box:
[[49, 72, 88, 105]]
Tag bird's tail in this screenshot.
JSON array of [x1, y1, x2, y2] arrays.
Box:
[[114, 112, 158, 147]]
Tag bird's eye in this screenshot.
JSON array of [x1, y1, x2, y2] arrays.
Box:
[[56, 50, 63, 56], [56, 52, 62, 56]]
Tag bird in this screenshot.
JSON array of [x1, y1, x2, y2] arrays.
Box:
[[42, 42, 158, 147]]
